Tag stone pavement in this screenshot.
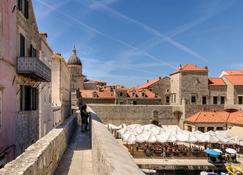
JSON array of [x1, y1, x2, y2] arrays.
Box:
[[54, 127, 94, 175]]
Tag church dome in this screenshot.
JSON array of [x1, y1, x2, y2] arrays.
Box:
[[67, 47, 82, 65]]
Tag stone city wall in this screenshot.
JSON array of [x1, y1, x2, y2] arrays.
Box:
[[89, 104, 184, 126], [91, 112, 144, 175], [0, 115, 77, 175]]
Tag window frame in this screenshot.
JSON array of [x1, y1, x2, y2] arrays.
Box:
[[20, 33, 25, 57], [238, 96, 243, 105], [191, 95, 196, 104], [220, 96, 225, 104], [202, 96, 207, 105], [213, 96, 218, 105], [20, 85, 38, 111]]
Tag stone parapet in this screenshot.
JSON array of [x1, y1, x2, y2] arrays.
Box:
[[0, 115, 77, 175], [91, 110, 144, 175]]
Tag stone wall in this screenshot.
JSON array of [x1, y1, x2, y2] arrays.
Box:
[[0, 115, 77, 175], [91, 112, 144, 175], [16, 111, 39, 156], [89, 104, 184, 126]]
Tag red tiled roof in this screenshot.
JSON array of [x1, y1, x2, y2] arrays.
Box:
[[224, 75, 243, 85], [127, 89, 159, 99], [170, 64, 208, 75], [186, 111, 243, 126], [80, 89, 115, 99], [208, 77, 225, 86], [134, 77, 161, 89], [186, 111, 230, 124], [224, 70, 243, 75]]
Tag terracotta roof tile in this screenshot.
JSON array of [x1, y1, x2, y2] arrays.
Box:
[[170, 64, 208, 75], [224, 70, 243, 75], [224, 75, 243, 85], [208, 77, 226, 86], [186, 111, 243, 126], [134, 77, 161, 89]]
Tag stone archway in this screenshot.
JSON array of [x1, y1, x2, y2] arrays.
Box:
[[173, 111, 183, 123]]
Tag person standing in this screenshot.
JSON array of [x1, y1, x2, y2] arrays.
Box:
[[80, 104, 89, 132]]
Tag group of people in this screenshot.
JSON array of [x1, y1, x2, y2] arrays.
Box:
[[79, 104, 90, 132], [127, 143, 206, 158]]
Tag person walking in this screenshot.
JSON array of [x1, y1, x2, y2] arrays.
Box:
[[80, 104, 89, 132]]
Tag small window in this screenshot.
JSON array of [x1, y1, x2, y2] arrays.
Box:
[[213, 96, 218, 105], [20, 85, 38, 111], [0, 90, 2, 129], [20, 34, 25, 57], [119, 92, 123, 97], [238, 96, 243, 105], [202, 96, 207, 105], [191, 96, 196, 103], [220, 96, 225, 104], [188, 126, 192, 132], [18, 0, 29, 19], [132, 101, 137, 105], [216, 127, 223, 131], [207, 127, 214, 132], [198, 127, 205, 133], [166, 96, 170, 103]]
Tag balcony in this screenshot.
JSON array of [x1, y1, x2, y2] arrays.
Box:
[[17, 57, 51, 82]]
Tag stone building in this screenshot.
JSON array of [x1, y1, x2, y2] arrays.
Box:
[[38, 33, 53, 138], [184, 111, 243, 132], [0, 0, 17, 166], [170, 64, 209, 105], [208, 77, 227, 105], [84, 80, 107, 90], [15, 0, 51, 156], [80, 87, 162, 105], [135, 76, 170, 105], [52, 53, 71, 126], [222, 75, 243, 105], [67, 47, 84, 111]]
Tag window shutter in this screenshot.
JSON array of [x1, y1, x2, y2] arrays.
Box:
[[18, 0, 22, 11], [24, 0, 29, 18], [20, 34, 25, 57]]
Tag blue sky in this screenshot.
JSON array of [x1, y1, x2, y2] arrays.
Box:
[[33, 0, 243, 86]]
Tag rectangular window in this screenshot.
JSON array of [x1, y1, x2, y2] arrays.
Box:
[[216, 127, 223, 131], [0, 90, 2, 129], [166, 96, 170, 103], [20, 85, 38, 111], [20, 34, 25, 57], [213, 96, 218, 105], [239, 96, 243, 105], [202, 96, 207, 105], [24, 0, 29, 18], [191, 96, 196, 103], [220, 96, 225, 104], [29, 44, 37, 57], [207, 127, 214, 132], [198, 127, 205, 133], [187, 126, 192, 132], [18, 0, 29, 19]]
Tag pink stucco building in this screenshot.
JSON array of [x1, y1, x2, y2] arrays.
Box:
[[0, 0, 17, 166]]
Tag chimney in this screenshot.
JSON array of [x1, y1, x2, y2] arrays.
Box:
[[40, 32, 48, 41], [159, 76, 162, 80], [205, 66, 208, 70], [56, 53, 61, 56], [147, 80, 149, 83]]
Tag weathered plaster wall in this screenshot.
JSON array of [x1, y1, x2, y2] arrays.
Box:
[[0, 115, 77, 175], [0, 0, 17, 164]]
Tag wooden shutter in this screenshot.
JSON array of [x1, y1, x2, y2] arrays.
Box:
[[18, 0, 22, 11], [20, 34, 25, 57], [24, 0, 29, 18]]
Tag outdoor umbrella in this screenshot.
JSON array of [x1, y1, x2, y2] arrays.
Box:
[[225, 148, 237, 154], [213, 149, 222, 153], [188, 133, 198, 143], [147, 133, 157, 143], [126, 134, 136, 144], [204, 149, 221, 157]]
